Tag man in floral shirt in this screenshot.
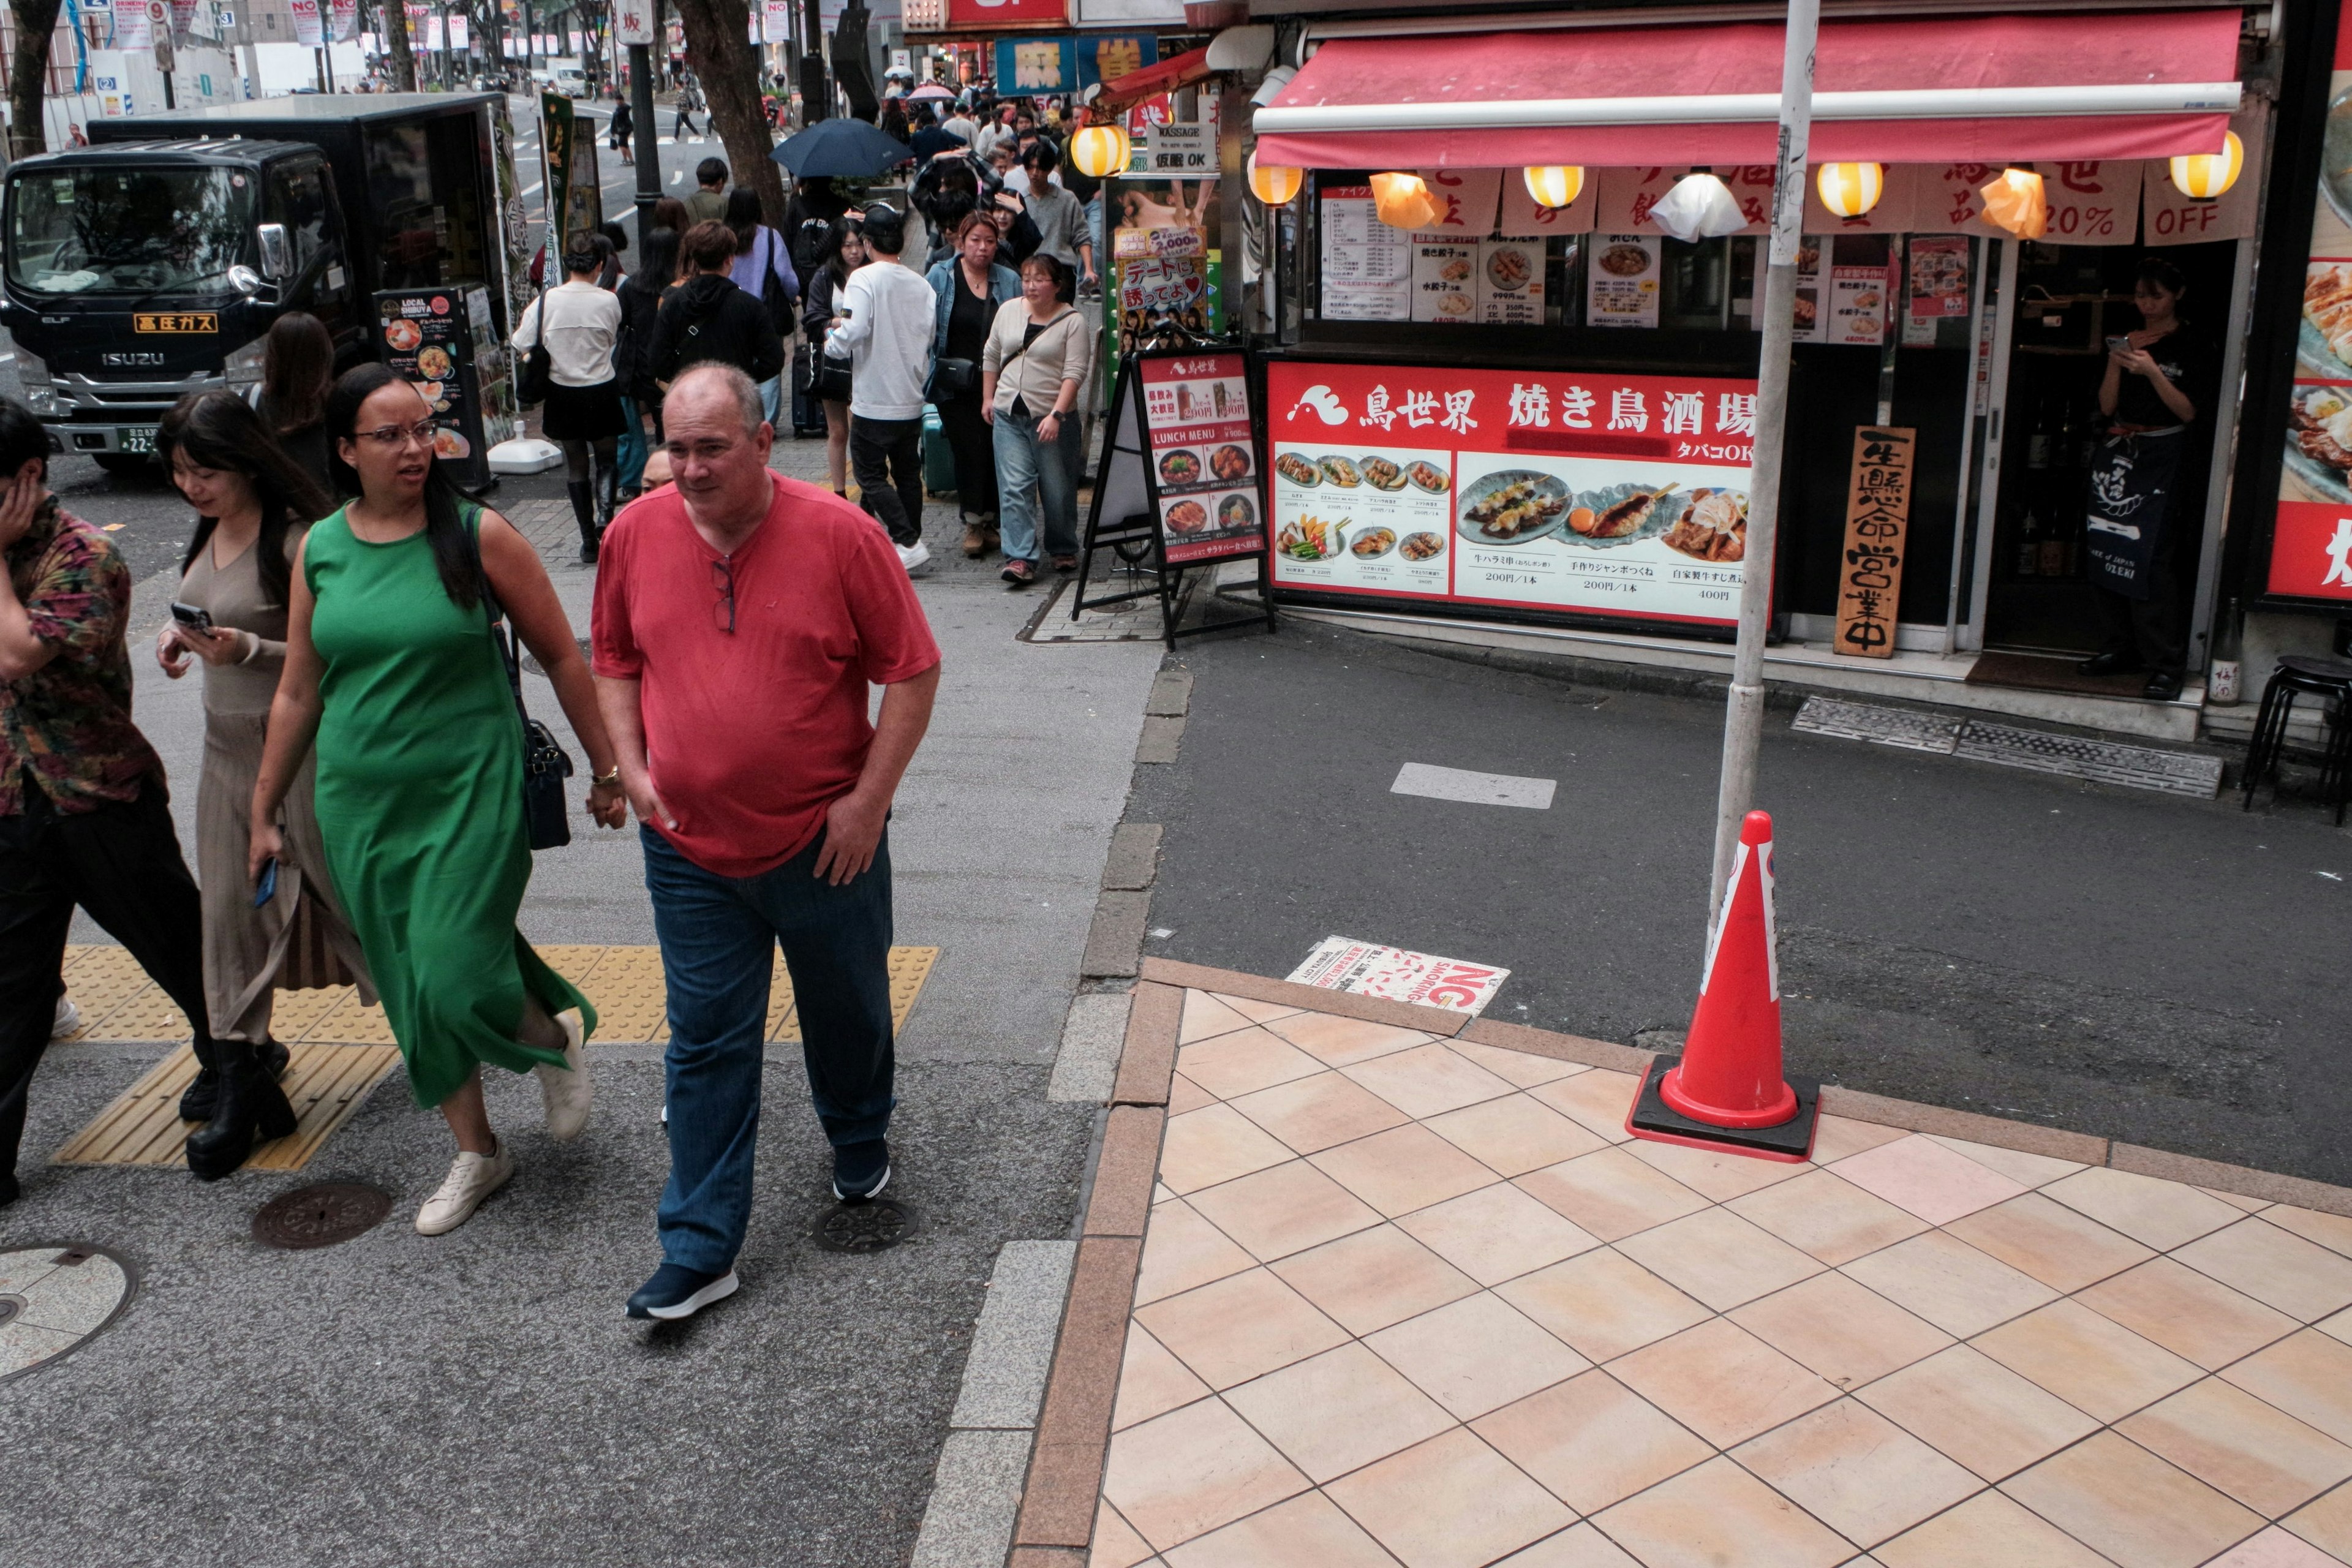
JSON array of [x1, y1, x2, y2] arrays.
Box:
[[0, 398, 219, 1204]]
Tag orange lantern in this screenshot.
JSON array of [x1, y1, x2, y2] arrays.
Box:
[[1979, 167, 2049, 239], [1068, 124, 1133, 181], [1248, 151, 1304, 206], [1522, 165, 1584, 209], [1815, 162, 1884, 219], [2169, 130, 2244, 200], [1369, 171, 1441, 232]]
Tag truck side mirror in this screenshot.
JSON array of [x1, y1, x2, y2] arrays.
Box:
[[257, 223, 292, 281]]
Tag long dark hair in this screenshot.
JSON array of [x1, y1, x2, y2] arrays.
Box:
[[636, 225, 680, 293], [816, 215, 864, 288], [323, 363, 480, 610], [725, 186, 766, 256], [259, 311, 334, 434], [159, 390, 333, 608]]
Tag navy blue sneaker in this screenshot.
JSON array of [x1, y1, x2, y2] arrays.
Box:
[[625, 1262, 739, 1321], [832, 1138, 890, 1202]]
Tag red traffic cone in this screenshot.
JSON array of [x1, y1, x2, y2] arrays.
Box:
[[1627, 809, 1819, 1162]]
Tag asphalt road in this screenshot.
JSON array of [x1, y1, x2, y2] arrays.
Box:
[[1136, 617, 2352, 1189]]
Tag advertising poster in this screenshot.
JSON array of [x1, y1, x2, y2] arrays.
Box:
[[1319, 185, 1411, 322], [762, 0, 793, 42], [375, 288, 489, 487], [1587, 234, 1660, 328], [1907, 237, 1971, 319], [2274, 0, 2352, 602], [1479, 238, 1544, 325], [1267, 361, 1758, 628], [995, 36, 1076, 92], [1137, 353, 1262, 565], [111, 0, 154, 50], [1827, 264, 1893, 346], [1410, 240, 1479, 324], [289, 0, 323, 43]]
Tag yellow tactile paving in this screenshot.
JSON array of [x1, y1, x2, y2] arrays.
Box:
[[53, 1044, 401, 1170], [59, 944, 941, 1047]]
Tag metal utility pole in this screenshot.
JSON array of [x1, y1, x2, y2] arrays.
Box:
[[1708, 0, 1819, 922], [797, 0, 824, 123], [630, 38, 657, 232]]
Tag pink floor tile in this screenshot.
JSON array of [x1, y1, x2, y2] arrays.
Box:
[[1394, 1182, 1602, 1287], [1514, 1147, 1709, 1242], [1163, 1490, 1401, 1568], [1614, 1207, 1827, 1312], [2038, 1167, 2248, 1253], [2202, 1526, 2351, 1568], [1609, 1318, 1842, 1449], [1185, 1159, 1383, 1264], [1100, 1397, 1311, 1554], [1364, 1292, 1590, 1420], [1269, 1224, 1483, 1338], [1325, 1428, 1576, 1568], [1472, 1370, 1713, 1515], [1343, 1042, 1518, 1120], [1826, 1136, 2029, 1226], [1730, 1398, 1984, 1548], [1263, 1012, 1434, 1068], [1134, 1268, 1352, 1391], [1590, 1455, 1856, 1568], [1496, 1247, 1715, 1363], [1839, 1231, 2060, 1338], [1221, 1342, 1457, 1484]]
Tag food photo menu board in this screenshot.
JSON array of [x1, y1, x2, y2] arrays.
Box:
[[1137, 352, 1263, 565], [1266, 361, 1758, 629]]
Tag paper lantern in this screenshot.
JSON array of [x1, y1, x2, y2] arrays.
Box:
[[1815, 162, 1884, 218], [1522, 165, 1584, 209], [1649, 170, 1746, 242], [2169, 130, 2244, 200], [1248, 151, 1303, 206], [1979, 167, 2049, 239], [1369, 171, 1441, 232], [1068, 123, 1132, 181]]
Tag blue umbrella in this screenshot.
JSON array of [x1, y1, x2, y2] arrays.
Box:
[[772, 118, 914, 179]]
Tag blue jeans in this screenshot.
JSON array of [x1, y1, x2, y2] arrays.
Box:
[[993, 402, 1082, 563], [758, 375, 783, 427], [641, 823, 897, 1273], [616, 395, 647, 493]]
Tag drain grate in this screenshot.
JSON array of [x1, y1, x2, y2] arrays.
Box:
[[1954, 720, 2224, 799], [811, 1199, 918, 1254], [1791, 696, 2222, 798], [1790, 696, 1960, 753], [252, 1183, 394, 1250]]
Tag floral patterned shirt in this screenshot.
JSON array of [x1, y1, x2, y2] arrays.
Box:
[[1, 497, 162, 815]]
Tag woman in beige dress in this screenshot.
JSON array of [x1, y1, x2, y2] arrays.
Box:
[[154, 391, 372, 1163]]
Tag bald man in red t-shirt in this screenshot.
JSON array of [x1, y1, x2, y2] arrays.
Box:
[[594, 364, 941, 1322]]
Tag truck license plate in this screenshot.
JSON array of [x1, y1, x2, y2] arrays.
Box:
[[119, 428, 156, 454]]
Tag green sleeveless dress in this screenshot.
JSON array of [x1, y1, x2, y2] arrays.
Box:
[[304, 504, 595, 1107]]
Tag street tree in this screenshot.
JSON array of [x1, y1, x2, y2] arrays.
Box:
[[6, 0, 63, 160], [379, 0, 420, 89], [668, 0, 786, 224]]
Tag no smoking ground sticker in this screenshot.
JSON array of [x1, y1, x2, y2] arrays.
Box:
[[1288, 937, 1510, 1016]]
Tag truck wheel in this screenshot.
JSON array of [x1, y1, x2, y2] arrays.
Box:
[[92, 453, 154, 477]]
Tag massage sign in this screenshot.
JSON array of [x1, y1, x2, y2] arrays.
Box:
[[1265, 361, 1759, 628]]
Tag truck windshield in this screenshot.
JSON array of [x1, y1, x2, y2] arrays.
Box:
[[5, 166, 254, 297]]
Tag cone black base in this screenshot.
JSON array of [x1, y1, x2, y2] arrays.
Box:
[[1626, 1055, 1822, 1162]]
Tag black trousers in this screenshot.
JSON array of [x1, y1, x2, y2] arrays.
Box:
[[935, 393, 998, 521], [0, 774, 216, 1184], [850, 414, 926, 547], [2091, 529, 2187, 674]]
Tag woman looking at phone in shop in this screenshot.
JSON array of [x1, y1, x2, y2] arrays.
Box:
[[2080, 255, 2209, 703]]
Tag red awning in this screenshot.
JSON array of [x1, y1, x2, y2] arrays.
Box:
[[1093, 45, 1215, 113], [1252, 10, 2242, 170]]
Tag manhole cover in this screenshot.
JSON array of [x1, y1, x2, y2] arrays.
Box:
[[0, 1242, 137, 1384], [252, 1183, 394, 1250], [811, 1199, 918, 1253]]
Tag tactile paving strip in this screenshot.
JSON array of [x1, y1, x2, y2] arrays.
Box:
[[52, 1044, 402, 1170]]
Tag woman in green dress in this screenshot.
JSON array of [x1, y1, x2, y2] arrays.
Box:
[[249, 364, 627, 1235]]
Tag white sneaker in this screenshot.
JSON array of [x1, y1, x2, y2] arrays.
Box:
[[895, 539, 932, 573], [415, 1140, 516, 1235], [532, 1007, 592, 1142], [51, 995, 81, 1039]]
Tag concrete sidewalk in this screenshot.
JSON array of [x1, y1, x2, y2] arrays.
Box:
[[1016, 965, 2352, 1568], [3, 437, 1164, 1567]]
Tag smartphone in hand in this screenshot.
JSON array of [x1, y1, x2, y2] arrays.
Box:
[[170, 601, 216, 633], [252, 858, 278, 908]]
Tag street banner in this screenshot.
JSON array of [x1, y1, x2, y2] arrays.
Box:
[[1835, 426, 1916, 658], [1265, 360, 1759, 630], [616, 0, 654, 44], [763, 0, 793, 42], [2272, 0, 2352, 602], [111, 0, 153, 51], [289, 0, 323, 45], [329, 0, 358, 39]]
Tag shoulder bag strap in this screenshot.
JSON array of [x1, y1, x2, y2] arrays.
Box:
[[463, 502, 533, 729]]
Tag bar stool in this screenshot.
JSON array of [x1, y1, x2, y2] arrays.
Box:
[[2241, 655, 2352, 824]]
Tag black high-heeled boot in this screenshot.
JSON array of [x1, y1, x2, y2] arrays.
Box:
[[185, 1042, 298, 1182], [568, 479, 601, 564], [179, 1038, 291, 1122]]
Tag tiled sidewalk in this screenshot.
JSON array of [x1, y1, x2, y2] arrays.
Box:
[[1035, 974, 2352, 1568]]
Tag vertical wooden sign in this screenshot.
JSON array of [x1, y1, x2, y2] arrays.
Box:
[[1836, 426, 1915, 658]]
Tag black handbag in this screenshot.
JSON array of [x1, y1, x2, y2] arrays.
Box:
[[467, 507, 575, 850], [927, 356, 979, 401], [756, 228, 798, 337], [516, 285, 553, 410], [807, 334, 853, 402]]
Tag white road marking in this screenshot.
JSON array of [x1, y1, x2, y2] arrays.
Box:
[[1390, 762, 1556, 810]]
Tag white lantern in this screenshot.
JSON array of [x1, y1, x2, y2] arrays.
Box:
[[1522, 165, 1584, 209], [2169, 130, 2244, 200], [1815, 162, 1884, 219], [1648, 171, 1746, 241], [1068, 123, 1132, 181]]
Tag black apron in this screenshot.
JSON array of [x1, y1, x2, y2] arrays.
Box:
[[2084, 428, 2183, 602]]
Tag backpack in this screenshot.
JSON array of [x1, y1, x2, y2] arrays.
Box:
[[754, 228, 797, 338]]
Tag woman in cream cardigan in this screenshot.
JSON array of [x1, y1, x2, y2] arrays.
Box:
[[981, 254, 1095, 587]]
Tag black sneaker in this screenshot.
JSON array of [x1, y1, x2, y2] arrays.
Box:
[[625, 1262, 740, 1321], [832, 1138, 890, 1202]]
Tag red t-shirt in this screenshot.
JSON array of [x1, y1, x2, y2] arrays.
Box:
[[590, 471, 941, 877]]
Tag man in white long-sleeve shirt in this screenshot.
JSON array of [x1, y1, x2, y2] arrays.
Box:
[[823, 207, 937, 572]]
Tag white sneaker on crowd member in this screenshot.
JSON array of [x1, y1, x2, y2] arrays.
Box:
[[533, 1007, 593, 1141], [415, 1140, 516, 1235], [51, 995, 80, 1039], [896, 539, 932, 573]]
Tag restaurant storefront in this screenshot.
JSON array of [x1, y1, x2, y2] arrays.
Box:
[[1205, 0, 2302, 739]]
